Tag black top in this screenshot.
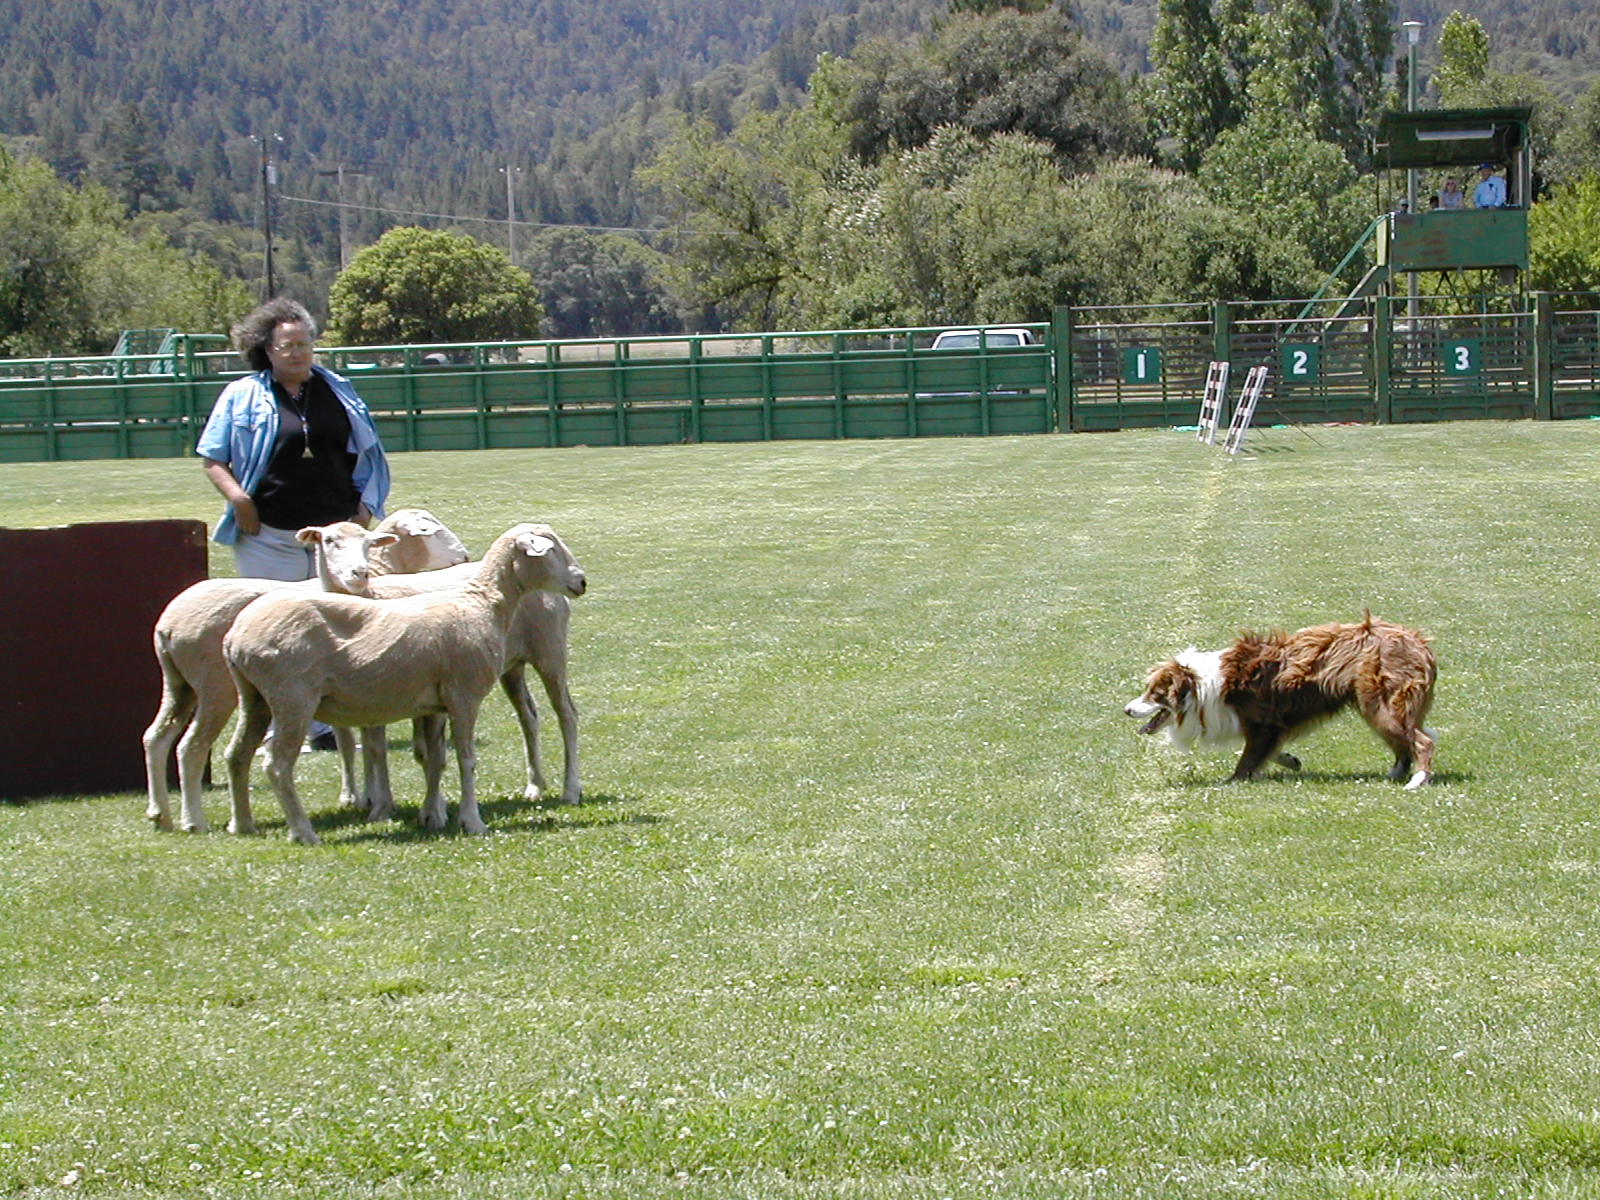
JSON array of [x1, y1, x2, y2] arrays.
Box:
[[252, 372, 360, 530]]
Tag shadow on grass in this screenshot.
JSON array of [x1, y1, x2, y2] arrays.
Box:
[[1175, 767, 1474, 788], [318, 790, 662, 845]]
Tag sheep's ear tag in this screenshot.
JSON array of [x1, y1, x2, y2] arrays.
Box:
[[522, 534, 555, 557]]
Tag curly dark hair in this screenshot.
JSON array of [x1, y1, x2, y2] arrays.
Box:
[[231, 298, 318, 372]]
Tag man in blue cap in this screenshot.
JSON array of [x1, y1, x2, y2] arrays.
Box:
[[1473, 163, 1507, 208]]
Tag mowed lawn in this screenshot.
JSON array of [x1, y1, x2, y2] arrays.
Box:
[[5, 421, 1600, 1198]]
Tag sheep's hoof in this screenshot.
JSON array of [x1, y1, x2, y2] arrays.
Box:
[[180, 819, 210, 834], [227, 819, 257, 836], [522, 784, 543, 803], [148, 809, 173, 831], [460, 818, 489, 836], [289, 828, 322, 847], [1404, 770, 1431, 791], [558, 788, 582, 806]]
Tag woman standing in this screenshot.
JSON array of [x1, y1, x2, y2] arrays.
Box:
[[198, 297, 390, 580]]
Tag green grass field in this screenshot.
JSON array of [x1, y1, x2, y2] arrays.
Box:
[[6, 421, 1600, 1198]]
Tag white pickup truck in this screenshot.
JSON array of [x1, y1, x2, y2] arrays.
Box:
[[929, 328, 1039, 350], [919, 327, 1041, 397]]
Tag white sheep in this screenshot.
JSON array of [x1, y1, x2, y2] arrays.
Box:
[[221, 523, 587, 845], [355, 562, 582, 819], [141, 509, 469, 834]]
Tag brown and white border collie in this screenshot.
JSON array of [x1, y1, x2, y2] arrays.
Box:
[[1124, 611, 1436, 789]]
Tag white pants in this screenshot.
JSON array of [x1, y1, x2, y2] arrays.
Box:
[[232, 525, 333, 740], [231, 524, 316, 582]]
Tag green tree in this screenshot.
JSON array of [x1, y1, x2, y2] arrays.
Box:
[[0, 149, 251, 355], [643, 111, 833, 329], [850, 129, 1090, 325], [327, 226, 543, 345], [1060, 158, 1312, 307], [524, 227, 682, 338], [1148, 0, 1252, 171], [1196, 110, 1368, 287], [0, 151, 104, 355], [948, 0, 1052, 14], [1151, 0, 1392, 168], [1432, 12, 1492, 106], [87, 103, 177, 215], [94, 228, 253, 339], [814, 10, 1147, 170], [1551, 79, 1600, 185], [1430, 13, 1566, 189], [1528, 174, 1600, 297]]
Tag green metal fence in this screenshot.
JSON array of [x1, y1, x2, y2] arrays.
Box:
[[2, 300, 1597, 464]]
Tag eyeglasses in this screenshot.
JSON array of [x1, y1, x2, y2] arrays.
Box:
[[271, 341, 316, 355]]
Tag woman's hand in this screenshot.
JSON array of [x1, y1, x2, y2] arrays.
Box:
[[232, 496, 262, 536], [202, 457, 262, 536], [355, 502, 373, 528]]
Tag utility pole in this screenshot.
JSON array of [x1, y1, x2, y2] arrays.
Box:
[[252, 134, 284, 299], [500, 164, 522, 265], [316, 162, 367, 270]]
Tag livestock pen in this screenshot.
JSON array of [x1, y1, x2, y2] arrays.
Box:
[[3, 294, 1599, 462]]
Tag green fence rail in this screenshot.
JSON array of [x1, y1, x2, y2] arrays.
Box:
[[2, 300, 1598, 463]]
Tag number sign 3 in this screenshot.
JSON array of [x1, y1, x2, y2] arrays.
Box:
[[1444, 340, 1481, 376]]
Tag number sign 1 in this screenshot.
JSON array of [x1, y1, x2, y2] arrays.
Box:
[[1443, 339, 1481, 376], [1121, 346, 1163, 385], [1280, 343, 1320, 382]]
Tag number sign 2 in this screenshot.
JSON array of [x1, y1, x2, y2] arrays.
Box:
[[1280, 343, 1320, 382], [1121, 347, 1162, 385]]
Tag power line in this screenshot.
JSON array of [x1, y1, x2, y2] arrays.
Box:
[[274, 192, 680, 238]]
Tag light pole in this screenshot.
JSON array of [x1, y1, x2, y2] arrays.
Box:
[[1403, 19, 1423, 321]]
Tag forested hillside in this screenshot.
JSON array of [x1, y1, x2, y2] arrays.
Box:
[[0, 0, 934, 226], [0, 0, 1591, 227], [0, 0, 1595, 344]]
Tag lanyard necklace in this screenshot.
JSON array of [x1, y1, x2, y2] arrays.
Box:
[[286, 381, 314, 458]]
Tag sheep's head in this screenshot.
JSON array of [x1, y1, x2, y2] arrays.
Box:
[[505, 523, 587, 599], [370, 508, 471, 574], [296, 522, 398, 596]]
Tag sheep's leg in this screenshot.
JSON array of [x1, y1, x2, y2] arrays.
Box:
[[362, 725, 395, 818], [449, 703, 489, 836], [416, 715, 450, 831], [499, 664, 547, 802], [142, 669, 196, 831], [334, 727, 363, 810], [262, 710, 319, 846], [533, 659, 581, 805], [224, 681, 273, 836], [175, 695, 238, 834]]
